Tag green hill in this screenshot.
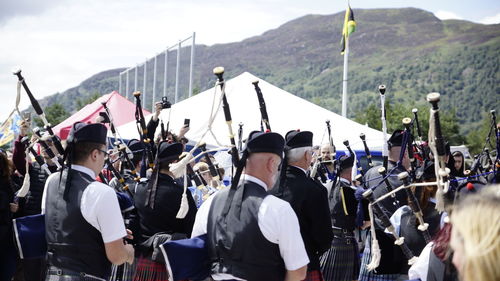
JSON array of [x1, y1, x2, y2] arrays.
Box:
[[32, 7, 500, 135]]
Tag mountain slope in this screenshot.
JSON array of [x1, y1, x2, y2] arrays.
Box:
[[34, 7, 500, 134]]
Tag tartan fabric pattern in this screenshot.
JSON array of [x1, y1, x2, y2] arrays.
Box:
[[358, 237, 401, 281], [133, 255, 169, 281], [110, 260, 137, 281], [303, 270, 324, 281], [320, 233, 360, 281]]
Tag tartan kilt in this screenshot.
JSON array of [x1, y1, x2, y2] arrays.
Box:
[[319, 232, 360, 281], [110, 259, 137, 281], [304, 270, 324, 281], [133, 255, 169, 281], [358, 235, 400, 281]]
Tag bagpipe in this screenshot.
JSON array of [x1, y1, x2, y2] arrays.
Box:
[[360, 91, 455, 272], [379, 85, 389, 170], [133, 91, 155, 170], [13, 70, 65, 156], [252, 80, 271, 132], [465, 109, 499, 182], [11, 70, 65, 201]]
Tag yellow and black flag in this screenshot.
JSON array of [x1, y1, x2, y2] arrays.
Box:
[[340, 5, 356, 54]]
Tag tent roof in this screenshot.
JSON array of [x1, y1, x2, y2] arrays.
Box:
[[54, 91, 150, 140], [115, 72, 384, 150]]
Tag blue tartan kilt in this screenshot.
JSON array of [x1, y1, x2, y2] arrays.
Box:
[[320, 230, 360, 281]]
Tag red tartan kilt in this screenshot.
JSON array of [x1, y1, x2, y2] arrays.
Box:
[[133, 255, 169, 281], [303, 270, 324, 281]]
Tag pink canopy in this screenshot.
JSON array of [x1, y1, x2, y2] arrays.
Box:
[[53, 91, 150, 140]]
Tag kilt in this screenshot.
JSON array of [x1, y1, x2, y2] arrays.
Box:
[[320, 229, 360, 281], [133, 256, 169, 281], [358, 236, 400, 281], [110, 259, 137, 281], [304, 270, 324, 281]]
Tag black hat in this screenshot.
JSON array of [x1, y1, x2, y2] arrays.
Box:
[[157, 141, 183, 162], [67, 122, 107, 145], [245, 131, 285, 157], [388, 129, 404, 148], [338, 154, 354, 170], [285, 130, 313, 150], [127, 139, 145, 155]]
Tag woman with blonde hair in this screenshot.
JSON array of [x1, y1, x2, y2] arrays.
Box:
[[450, 185, 500, 281]]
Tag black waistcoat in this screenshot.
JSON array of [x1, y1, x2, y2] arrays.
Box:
[[329, 179, 357, 231], [45, 169, 111, 278], [207, 181, 285, 281], [134, 173, 197, 241]]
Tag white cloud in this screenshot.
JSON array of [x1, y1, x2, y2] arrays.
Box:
[[479, 12, 500, 24], [434, 10, 464, 20], [0, 0, 312, 121]]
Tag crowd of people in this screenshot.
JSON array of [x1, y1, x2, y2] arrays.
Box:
[[0, 99, 499, 281]]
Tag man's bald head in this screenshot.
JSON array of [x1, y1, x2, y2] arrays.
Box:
[[245, 152, 282, 189]]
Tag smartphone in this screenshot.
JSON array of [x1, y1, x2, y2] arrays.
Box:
[[184, 118, 190, 127]]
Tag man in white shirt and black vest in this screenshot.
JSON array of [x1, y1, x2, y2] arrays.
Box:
[[192, 131, 309, 281], [42, 122, 134, 281]]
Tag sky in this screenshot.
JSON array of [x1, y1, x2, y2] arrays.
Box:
[[1, 0, 499, 121]]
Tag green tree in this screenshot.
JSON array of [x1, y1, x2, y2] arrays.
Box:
[[466, 114, 496, 155], [354, 103, 466, 145], [33, 103, 70, 127], [76, 92, 101, 110]]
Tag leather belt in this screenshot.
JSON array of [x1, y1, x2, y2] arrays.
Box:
[[47, 266, 106, 281]]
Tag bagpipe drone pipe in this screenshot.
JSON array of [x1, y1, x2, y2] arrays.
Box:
[[359, 91, 454, 273]]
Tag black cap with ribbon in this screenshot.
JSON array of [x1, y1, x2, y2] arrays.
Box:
[[285, 130, 313, 150], [387, 129, 404, 149], [338, 154, 355, 171], [61, 122, 108, 199], [145, 141, 183, 209]]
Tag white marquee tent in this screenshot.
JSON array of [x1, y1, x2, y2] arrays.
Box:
[[114, 72, 384, 151]]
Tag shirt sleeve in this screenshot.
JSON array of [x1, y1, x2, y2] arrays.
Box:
[[260, 196, 309, 271], [81, 182, 127, 243], [408, 241, 433, 281], [191, 194, 215, 237]]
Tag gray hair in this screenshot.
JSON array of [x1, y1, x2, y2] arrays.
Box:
[[286, 146, 312, 162]]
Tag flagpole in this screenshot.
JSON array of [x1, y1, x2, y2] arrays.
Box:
[[342, 34, 349, 117]]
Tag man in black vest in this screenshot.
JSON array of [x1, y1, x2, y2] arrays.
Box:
[[320, 154, 364, 281], [42, 122, 134, 280], [271, 130, 333, 280], [192, 131, 309, 281]]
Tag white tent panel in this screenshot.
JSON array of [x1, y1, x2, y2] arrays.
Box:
[[115, 72, 384, 151]]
